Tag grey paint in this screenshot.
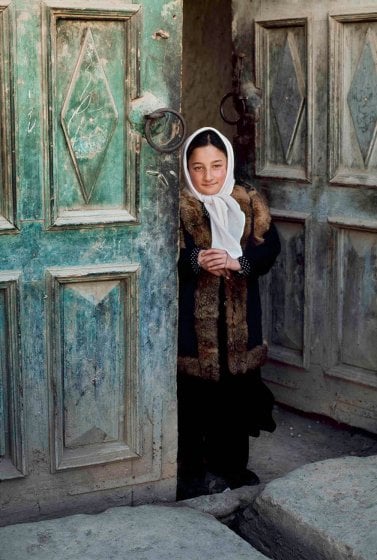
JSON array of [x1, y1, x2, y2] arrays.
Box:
[[232, 0, 377, 433]]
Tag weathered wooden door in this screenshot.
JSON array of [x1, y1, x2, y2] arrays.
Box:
[[232, 0, 377, 433], [0, 0, 182, 524]]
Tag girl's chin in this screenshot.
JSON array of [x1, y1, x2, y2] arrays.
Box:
[[197, 185, 221, 195]]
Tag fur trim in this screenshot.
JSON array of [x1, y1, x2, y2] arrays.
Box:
[[194, 273, 220, 380], [225, 273, 268, 376], [248, 188, 271, 244], [177, 356, 219, 382], [180, 191, 211, 248], [177, 343, 267, 382]]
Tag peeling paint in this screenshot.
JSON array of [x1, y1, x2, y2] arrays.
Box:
[[153, 29, 170, 40], [17, 11, 32, 22], [147, 169, 169, 188], [0, 0, 180, 523], [161, 0, 180, 19], [128, 92, 167, 134], [27, 109, 36, 134]]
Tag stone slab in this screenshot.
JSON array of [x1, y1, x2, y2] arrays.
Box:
[[0, 504, 268, 560], [238, 455, 377, 560], [181, 485, 263, 519]]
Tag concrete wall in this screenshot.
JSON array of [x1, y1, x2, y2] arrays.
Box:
[[182, 0, 234, 138]]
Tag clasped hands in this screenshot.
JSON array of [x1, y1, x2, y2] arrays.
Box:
[[198, 249, 241, 279]]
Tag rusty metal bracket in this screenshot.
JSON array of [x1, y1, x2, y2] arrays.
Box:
[[145, 108, 187, 153], [220, 53, 247, 125]]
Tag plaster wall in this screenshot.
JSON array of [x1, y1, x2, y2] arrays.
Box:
[[182, 0, 234, 138]]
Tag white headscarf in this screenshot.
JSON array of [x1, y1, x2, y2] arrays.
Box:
[[183, 127, 245, 258]]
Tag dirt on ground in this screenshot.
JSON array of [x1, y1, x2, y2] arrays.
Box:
[[249, 404, 377, 484]]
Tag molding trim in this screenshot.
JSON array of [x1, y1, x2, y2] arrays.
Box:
[[0, 3, 17, 234], [0, 271, 25, 480], [46, 264, 141, 472]]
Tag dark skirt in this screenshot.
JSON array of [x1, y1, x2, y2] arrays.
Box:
[[177, 369, 275, 476]]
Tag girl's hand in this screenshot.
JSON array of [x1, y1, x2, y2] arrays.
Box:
[[198, 249, 241, 278]]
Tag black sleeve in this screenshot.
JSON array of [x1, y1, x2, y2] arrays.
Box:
[[242, 222, 281, 278], [178, 227, 202, 279]]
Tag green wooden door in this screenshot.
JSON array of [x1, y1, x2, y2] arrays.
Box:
[[232, 0, 377, 433], [0, 0, 182, 524]]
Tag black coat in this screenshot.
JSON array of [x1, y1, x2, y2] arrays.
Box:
[[178, 185, 281, 383]]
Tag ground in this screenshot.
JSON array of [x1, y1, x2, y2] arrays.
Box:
[[249, 404, 377, 483], [177, 403, 377, 500]]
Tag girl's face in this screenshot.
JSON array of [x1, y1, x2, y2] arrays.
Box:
[[188, 145, 227, 195]]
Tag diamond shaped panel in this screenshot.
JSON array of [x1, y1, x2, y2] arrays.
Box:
[[347, 30, 377, 165], [61, 28, 119, 203], [271, 33, 305, 162]]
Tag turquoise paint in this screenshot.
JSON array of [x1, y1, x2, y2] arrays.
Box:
[[62, 283, 123, 447], [57, 21, 125, 209], [0, 0, 182, 516]]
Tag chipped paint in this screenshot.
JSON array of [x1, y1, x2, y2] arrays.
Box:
[[153, 29, 170, 40], [27, 108, 36, 133], [146, 169, 169, 188], [128, 92, 167, 134], [0, 0, 181, 522], [233, 0, 377, 435], [161, 0, 180, 19]]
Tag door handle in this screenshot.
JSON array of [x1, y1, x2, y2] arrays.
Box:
[[220, 53, 262, 126], [145, 108, 187, 153], [220, 91, 247, 125]]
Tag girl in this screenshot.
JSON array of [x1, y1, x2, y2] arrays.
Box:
[[177, 127, 281, 499]]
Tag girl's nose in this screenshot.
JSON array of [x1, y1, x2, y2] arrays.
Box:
[[203, 167, 213, 180]]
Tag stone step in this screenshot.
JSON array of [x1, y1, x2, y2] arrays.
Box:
[[235, 455, 377, 560], [0, 504, 269, 560], [2, 455, 376, 560]]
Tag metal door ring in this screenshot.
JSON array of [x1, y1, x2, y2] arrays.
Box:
[[220, 92, 246, 125], [145, 108, 187, 153]]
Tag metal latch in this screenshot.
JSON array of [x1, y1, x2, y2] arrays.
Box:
[[220, 53, 262, 126], [145, 108, 187, 153]]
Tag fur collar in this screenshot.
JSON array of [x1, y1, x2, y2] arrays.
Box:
[[180, 185, 271, 250]]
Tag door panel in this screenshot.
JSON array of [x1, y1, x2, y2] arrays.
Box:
[[0, 0, 181, 524], [263, 210, 311, 371], [232, 0, 377, 433], [255, 17, 312, 182], [47, 265, 140, 472], [330, 13, 377, 186], [43, 3, 140, 226], [327, 219, 377, 390]]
